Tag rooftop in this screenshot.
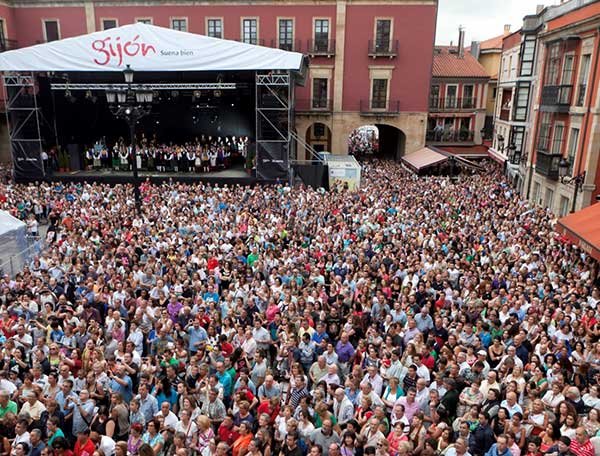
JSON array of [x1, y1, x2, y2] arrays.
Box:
[[432, 46, 490, 78]]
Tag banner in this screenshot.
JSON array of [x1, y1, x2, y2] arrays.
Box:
[[0, 23, 304, 73]]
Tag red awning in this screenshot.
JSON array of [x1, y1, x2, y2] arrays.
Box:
[[555, 203, 600, 261]]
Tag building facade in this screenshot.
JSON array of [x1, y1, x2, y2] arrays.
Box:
[[0, 0, 438, 161], [489, 30, 522, 166], [526, 0, 600, 215], [426, 30, 489, 149]]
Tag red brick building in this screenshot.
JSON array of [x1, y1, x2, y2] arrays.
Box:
[[0, 0, 437, 160]]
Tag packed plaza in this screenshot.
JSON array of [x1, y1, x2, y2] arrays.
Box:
[[0, 159, 598, 456]]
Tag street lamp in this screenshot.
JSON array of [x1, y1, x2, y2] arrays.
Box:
[[558, 157, 586, 213], [106, 65, 153, 213]]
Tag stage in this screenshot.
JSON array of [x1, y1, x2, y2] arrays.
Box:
[[49, 164, 257, 185]]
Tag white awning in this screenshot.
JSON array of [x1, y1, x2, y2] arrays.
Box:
[[401, 147, 448, 171], [0, 23, 305, 73]]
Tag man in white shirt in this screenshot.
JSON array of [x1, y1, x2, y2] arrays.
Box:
[[360, 365, 384, 397], [90, 431, 116, 456], [333, 388, 354, 428], [155, 401, 179, 434]]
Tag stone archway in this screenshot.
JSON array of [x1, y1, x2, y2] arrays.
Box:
[[305, 122, 332, 155], [347, 123, 406, 161]]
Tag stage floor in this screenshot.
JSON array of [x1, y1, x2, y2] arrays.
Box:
[[50, 165, 257, 185]]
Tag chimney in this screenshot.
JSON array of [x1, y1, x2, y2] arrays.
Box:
[[470, 40, 481, 60], [536, 4, 544, 14], [458, 25, 465, 58], [504, 24, 511, 36]]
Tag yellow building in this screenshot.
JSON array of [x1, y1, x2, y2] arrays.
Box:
[[470, 25, 511, 138]]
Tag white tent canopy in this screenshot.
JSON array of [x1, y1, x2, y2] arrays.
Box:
[[0, 23, 305, 72]]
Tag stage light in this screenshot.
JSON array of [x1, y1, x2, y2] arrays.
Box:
[[214, 90, 222, 98], [231, 103, 235, 107], [196, 105, 200, 108], [64, 89, 71, 98], [171, 90, 179, 98], [85, 90, 93, 99], [125, 107, 132, 115], [123, 65, 134, 84], [106, 92, 117, 104], [193, 90, 201, 99]]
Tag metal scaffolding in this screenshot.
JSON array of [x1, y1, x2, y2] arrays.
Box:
[[255, 71, 294, 182], [3, 73, 45, 181]]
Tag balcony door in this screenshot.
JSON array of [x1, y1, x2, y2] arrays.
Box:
[[445, 85, 457, 109], [462, 85, 474, 108]]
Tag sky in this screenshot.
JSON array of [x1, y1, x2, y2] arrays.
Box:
[[435, 0, 560, 45]]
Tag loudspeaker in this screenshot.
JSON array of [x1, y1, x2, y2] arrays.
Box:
[[67, 144, 81, 170]]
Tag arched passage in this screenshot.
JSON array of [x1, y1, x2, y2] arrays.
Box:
[[347, 124, 406, 161], [375, 123, 406, 161], [305, 122, 332, 154]]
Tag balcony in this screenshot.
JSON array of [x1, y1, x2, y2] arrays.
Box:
[[270, 39, 302, 52], [499, 107, 510, 121], [360, 99, 400, 116], [368, 39, 399, 58], [429, 97, 478, 112], [295, 98, 333, 114], [426, 129, 475, 144], [535, 150, 562, 180], [236, 38, 266, 46], [0, 39, 17, 52], [540, 85, 573, 112], [307, 39, 336, 57]]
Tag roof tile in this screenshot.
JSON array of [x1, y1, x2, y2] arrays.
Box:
[[432, 46, 490, 78]]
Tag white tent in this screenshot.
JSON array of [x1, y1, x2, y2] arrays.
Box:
[[0, 23, 305, 72], [0, 210, 28, 277]]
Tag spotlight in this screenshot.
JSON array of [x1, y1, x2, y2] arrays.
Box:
[[171, 90, 179, 98], [231, 103, 235, 107], [64, 89, 71, 98], [214, 90, 222, 98], [193, 90, 202, 99], [85, 89, 93, 99], [125, 107, 132, 115]]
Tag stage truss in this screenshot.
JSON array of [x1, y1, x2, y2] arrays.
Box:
[[255, 72, 294, 183], [2, 73, 45, 181]]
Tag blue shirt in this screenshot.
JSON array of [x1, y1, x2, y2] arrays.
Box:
[[109, 375, 133, 403], [216, 372, 233, 398], [187, 326, 208, 352]]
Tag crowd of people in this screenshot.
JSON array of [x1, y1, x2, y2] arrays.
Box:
[[52, 135, 249, 174], [0, 160, 599, 456]]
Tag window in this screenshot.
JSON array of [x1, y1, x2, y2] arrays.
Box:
[[462, 85, 474, 108], [545, 43, 561, 86], [314, 123, 325, 138], [533, 182, 541, 205], [375, 19, 391, 52], [513, 82, 531, 122], [242, 18, 258, 45], [371, 79, 388, 109], [566, 128, 579, 175], [544, 188, 554, 209], [445, 85, 457, 108], [0, 19, 6, 50], [577, 54, 591, 106], [278, 19, 294, 51], [430, 85, 440, 108], [511, 126, 525, 154], [43, 20, 60, 42], [171, 18, 187, 32], [559, 196, 570, 217], [538, 112, 552, 151], [519, 35, 536, 76], [102, 19, 117, 30], [312, 78, 328, 109], [314, 19, 329, 52], [136, 18, 153, 25], [492, 88, 497, 99], [551, 124, 564, 155], [207, 19, 222, 39]]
